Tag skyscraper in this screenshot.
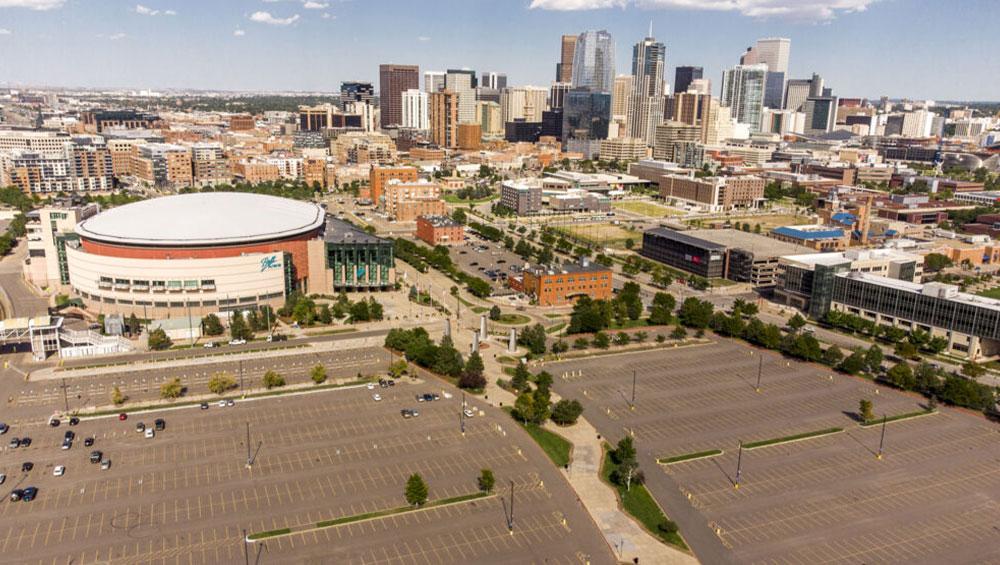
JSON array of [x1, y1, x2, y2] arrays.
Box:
[[571, 30, 616, 93], [803, 96, 838, 136], [429, 90, 459, 148], [445, 69, 477, 124], [784, 73, 823, 111], [556, 35, 577, 83], [401, 89, 429, 131], [562, 88, 611, 158], [424, 71, 446, 93], [720, 64, 767, 131], [340, 82, 374, 105], [379, 64, 420, 128], [740, 38, 791, 109], [674, 66, 703, 95], [481, 72, 508, 90], [550, 82, 571, 110], [627, 31, 667, 144]]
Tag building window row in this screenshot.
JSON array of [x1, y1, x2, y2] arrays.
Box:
[[97, 276, 217, 292]]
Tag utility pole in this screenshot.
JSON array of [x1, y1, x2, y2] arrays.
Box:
[[734, 441, 744, 489], [876, 414, 887, 460], [245, 421, 252, 468], [755, 356, 763, 393], [243, 529, 250, 565], [61, 377, 69, 413], [630, 369, 636, 410], [508, 480, 515, 533]]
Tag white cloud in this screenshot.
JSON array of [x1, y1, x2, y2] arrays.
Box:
[[249, 11, 300, 25], [0, 28, 11, 34], [0, 0, 64, 9], [135, 4, 175, 16], [417, 36, 430, 42], [321, 12, 335, 19], [233, 28, 246, 36], [303, 1, 328, 8], [96, 32, 127, 40], [528, 0, 880, 21]]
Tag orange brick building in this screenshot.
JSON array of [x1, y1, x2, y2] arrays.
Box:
[[520, 261, 613, 306], [457, 123, 482, 151], [369, 165, 419, 204], [229, 115, 256, 131], [415, 215, 465, 245], [382, 179, 447, 222]]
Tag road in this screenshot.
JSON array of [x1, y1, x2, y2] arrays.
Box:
[[0, 242, 50, 319]]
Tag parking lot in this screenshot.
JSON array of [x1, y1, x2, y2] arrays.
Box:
[[0, 373, 614, 564], [545, 339, 1000, 564], [446, 236, 526, 290]]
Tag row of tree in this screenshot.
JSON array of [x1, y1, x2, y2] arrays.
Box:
[[384, 328, 486, 390], [510, 364, 584, 427], [393, 239, 492, 298]]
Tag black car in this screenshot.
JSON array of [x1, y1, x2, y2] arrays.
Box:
[[469, 262, 479, 266], [422, 393, 436, 402], [21, 487, 37, 502], [21, 462, 33, 472], [89, 450, 103, 464], [154, 419, 165, 431], [68, 417, 80, 426], [19, 437, 31, 448], [63, 431, 75, 441], [0, 422, 8, 434], [200, 403, 209, 410], [9, 489, 23, 502], [48, 418, 60, 427], [8, 437, 20, 449], [387, 379, 395, 387], [83, 437, 94, 447]]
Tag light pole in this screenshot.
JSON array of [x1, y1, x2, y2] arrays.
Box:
[[239, 359, 245, 398], [876, 414, 887, 460], [630, 369, 636, 410], [245, 421, 252, 468], [755, 356, 763, 393], [734, 441, 744, 489]]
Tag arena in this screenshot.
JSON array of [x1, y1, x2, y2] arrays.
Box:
[[65, 192, 394, 317]]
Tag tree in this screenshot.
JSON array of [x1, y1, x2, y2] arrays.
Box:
[[230, 311, 253, 340], [886, 362, 915, 390], [534, 370, 554, 392], [926, 336, 949, 354], [511, 363, 531, 392], [923, 253, 953, 273], [624, 238, 635, 250], [514, 392, 535, 424], [517, 323, 548, 356], [633, 331, 648, 343], [894, 341, 919, 360], [822, 345, 845, 367], [531, 386, 551, 423], [310, 364, 327, 384], [318, 304, 333, 324], [489, 305, 502, 321], [858, 399, 875, 423], [787, 313, 807, 332], [612, 436, 639, 491], [617, 282, 643, 321], [961, 361, 986, 379], [147, 328, 172, 350], [551, 339, 568, 353], [160, 378, 183, 400], [648, 292, 676, 325], [864, 345, 884, 374], [459, 352, 486, 390], [551, 399, 584, 425], [433, 336, 465, 378], [677, 297, 713, 329], [670, 325, 687, 340], [838, 351, 867, 375], [262, 370, 285, 389], [451, 208, 467, 224], [208, 372, 237, 395], [592, 331, 610, 349], [111, 386, 126, 405], [404, 473, 429, 506], [477, 469, 495, 493], [388, 359, 408, 379], [201, 314, 224, 336]]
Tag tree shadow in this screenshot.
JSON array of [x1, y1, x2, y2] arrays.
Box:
[[842, 410, 863, 423]]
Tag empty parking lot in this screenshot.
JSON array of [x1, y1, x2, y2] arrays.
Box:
[[546, 339, 1000, 564]]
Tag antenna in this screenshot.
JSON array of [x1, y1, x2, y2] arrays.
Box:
[[648, 20, 653, 38]]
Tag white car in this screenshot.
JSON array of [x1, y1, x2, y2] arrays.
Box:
[[53, 466, 65, 477], [372, 394, 382, 401], [0, 473, 5, 485], [226, 399, 235, 407], [463, 409, 475, 418], [144, 428, 155, 439], [366, 383, 376, 390], [228, 339, 247, 346], [218, 400, 227, 407]]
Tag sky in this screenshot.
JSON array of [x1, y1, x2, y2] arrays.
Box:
[[0, 0, 997, 101]]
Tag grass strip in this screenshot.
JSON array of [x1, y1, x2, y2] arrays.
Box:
[[301, 328, 357, 337], [496, 313, 531, 325], [504, 408, 572, 467], [57, 344, 308, 372], [860, 409, 935, 428], [657, 449, 723, 465], [546, 322, 567, 334], [471, 306, 488, 314], [601, 444, 688, 550], [743, 427, 843, 450], [247, 528, 290, 540]]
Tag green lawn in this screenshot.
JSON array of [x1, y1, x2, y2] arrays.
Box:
[[743, 427, 843, 449], [612, 200, 685, 218], [609, 319, 649, 330], [505, 409, 573, 467], [658, 449, 723, 465], [601, 445, 687, 550], [976, 287, 1000, 299], [546, 322, 567, 334], [860, 409, 935, 427], [496, 313, 531, 325], [443, 193, 498, 205]]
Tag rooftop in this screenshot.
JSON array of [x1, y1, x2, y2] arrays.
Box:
[[323, 217, 388, 245], [838, 272, 1000, 311], [418, 215, 462, 228], [772, 225, 845, 240], [525, 260, 612, 276], [684, 228, 813, 257]]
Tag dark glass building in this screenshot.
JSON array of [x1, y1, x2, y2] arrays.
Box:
[[562, 88, 611, 148], [504, 119, 544, 143], [323, 219, 394, 290], [673, 66, 703, 95], [640, 228, 726, 279]]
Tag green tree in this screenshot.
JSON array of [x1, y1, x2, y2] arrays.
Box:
[[822, 345, 845, 367], [894, 341, 919, 359], [534, 370, 554, 392], [160, 378, 183, 400], [864, 345, 884, 374], [886, 362, 915, 390], [611, 436, 639, 491], [624, 238, 634, 250], [489, 305, 502, 321], [923, 253, 953, 272], [147, 328, 172, 350], [670, 325, 687, 340], [568, 296, 612, 334], [201, 313, 224, 336], [858, 399, 875, 423], [208, 372, 237, 395], [787, 313, 807, 332], [961, 361, 986, 379], [592, 331, 610, 349], [318, 304, 333, 324], [230, 311, 253, 340], [613, 331, 631, 345], [517, 323, 548, 356], [459, 352, 486, 390], [649, 292, 677, 326], [262, 370, 285, 389], [433, 335, 465, 377], [477, 469, 495, 493], [677, 297, 714, 329], [550, 399, 584, 425], [310, 364, 327, 384], [388, 359, 408, 379], [451, 208, 467, 224], [926, 336, 949, 354], [404, 473, 429, 506], [551, 339, 568, 353], [531, 386, 552, 423], [514, 392, 535, 423], [617, 282, 644, 321], [111, 386, 126, 406], [511, 363, 531, 391], [838, 351, 867, 375]]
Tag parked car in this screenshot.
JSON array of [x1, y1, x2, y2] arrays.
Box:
[[84, 437, 94, 447], [53, 466, 65, 477], [63, 431, 75, 441], [144, 429, 155, 439], [10, 489, 24, 502], [48, 418, 60, 427], [118, 413, 128, 421], [19, 437, 30, 447], [401, 409, 413, 419], [21, 462, 33, 472], [100, 459, 112, 470], [217, 401, 226, 408], [8, 437, 20, 449], [200, 403, 209, 410], [372, 394, 382, 402], [90, 450, 103, 464], [21, 487, 37, 501], [203, 342, 217, 348], [228, 339, 247, 346], [154, 419, 165, 431], [0, 422, 8, 435], [226, 399, 235, 407], [61, 439, 72, 450], [266, 334, 287, 342], [135, 423, 145, 433], [463, 409, 475, 418], [68, 417, 80, 426], [0, 474, 5, 485]]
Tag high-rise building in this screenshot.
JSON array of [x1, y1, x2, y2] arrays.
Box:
[[550, 82, 572, 110], [688, 78, 711, 95], [740, 38, 790, 109], [424, 71, 446, 93], [611, 75, 633, 120], [379, 64, 420, 128], [562, 88, 612, 158], [457, 124, 482, 150], [369, 165, 419, 205], [720, 64, 767, 132], [401, 89, 429, 131], [476, 101, 503, 138], [627, 32, 667, 145], [784, 73, 823, 111], [556, 35, 578, 83], [571, 30, 616, 93], [500, 86, 549, 124], [429, 90, 459, 148], [803, 96, 838, 136], [481, 72, 508, 90], [340, 82, 375, 105], [445, 69, 477, 124], [674, 66, 703, 95]]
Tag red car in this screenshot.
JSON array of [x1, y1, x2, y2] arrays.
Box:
[[118, 413, 127, 421]]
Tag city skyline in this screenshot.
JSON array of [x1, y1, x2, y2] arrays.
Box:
[[0, 0, 997, 101]]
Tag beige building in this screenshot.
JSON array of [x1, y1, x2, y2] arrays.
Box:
[[476, 101, 503, 138], [599, 138, 647, 161], [658, 174, 765, 211], [653, 121, 701, 161], [191, 143, 229, 187], [23, 202, 100, 289], [131, 143, 192, 189], [382, 179, 447, 221]]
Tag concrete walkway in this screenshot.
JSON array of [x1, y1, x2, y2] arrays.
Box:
[[551, 417, 698, 565]]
